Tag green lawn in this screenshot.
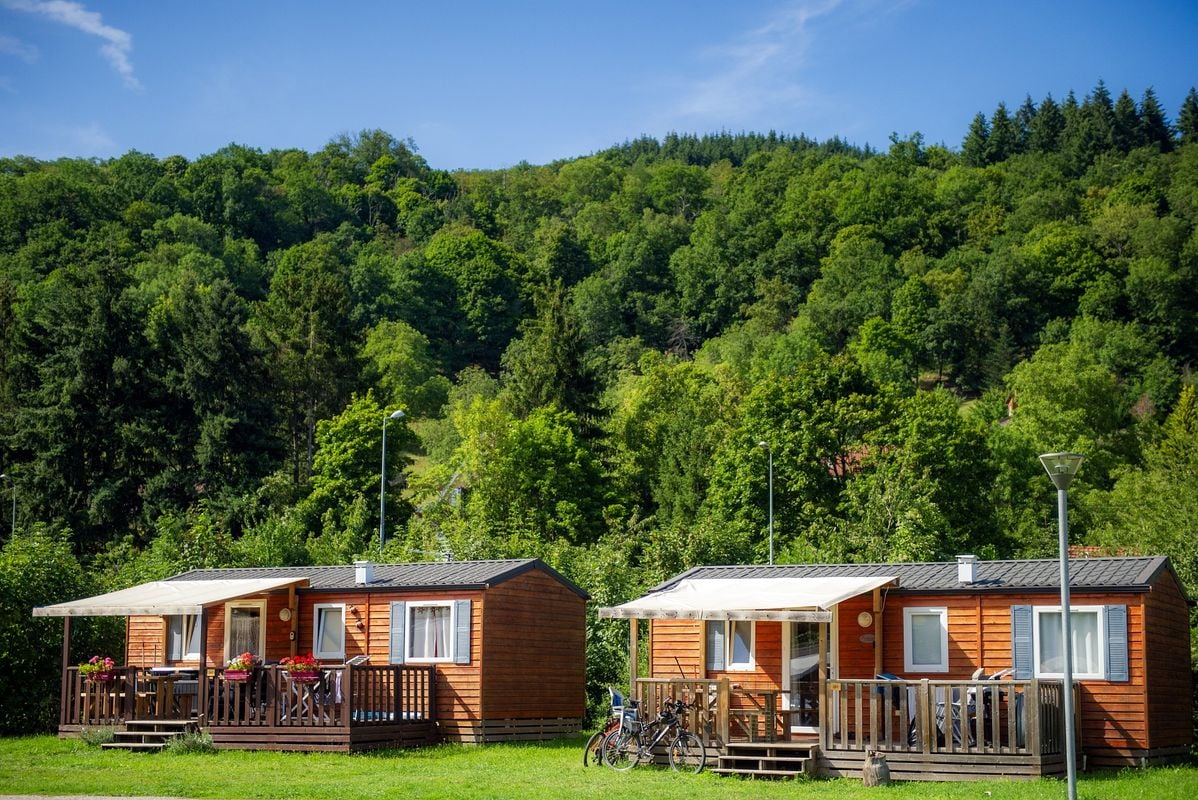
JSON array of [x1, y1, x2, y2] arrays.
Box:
[[0, 735, 1195, 800]]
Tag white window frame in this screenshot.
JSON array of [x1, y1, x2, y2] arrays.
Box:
[[223, 599, 266, 659], [1032, 605, 1105, 680], [903, 607, 949, 673], [312, 603, 346, 661], [725, 620, 756, 672], [167, 614, 202, 661], [406, 601, 455, 664]]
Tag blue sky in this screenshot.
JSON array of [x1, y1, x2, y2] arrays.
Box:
[[1, 0, 1196, 170]]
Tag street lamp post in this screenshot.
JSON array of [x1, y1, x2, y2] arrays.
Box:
[[1039, 451, 1084, 800], [0, 473, 12, 538], [378, 409, 405, 556], [757, 441, 773, 565]]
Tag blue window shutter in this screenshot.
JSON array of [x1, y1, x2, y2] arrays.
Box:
[[705, 621, 725, 672], [1011, 605, 1033, 679], [167, 616, 183, 661], [454, 599, 472, 665], [1105, 605, 1128, 682], [389, 602, 406, 664]]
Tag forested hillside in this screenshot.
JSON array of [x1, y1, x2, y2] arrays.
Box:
[[3, 81, 1198, 730]]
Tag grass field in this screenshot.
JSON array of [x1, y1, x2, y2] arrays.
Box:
[[0, 735, 1196, 800]]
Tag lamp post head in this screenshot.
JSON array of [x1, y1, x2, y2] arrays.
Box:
[[388, 409, 405, 421], [0, 473, 6, 480], [1039, 452, 1084, 491], [757, 440, 768, 451]]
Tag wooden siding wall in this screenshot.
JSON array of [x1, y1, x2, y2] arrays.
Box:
[[1143, 571, 1194, 757], [480, 569, 586, 721], [126, 616, 164, 666]]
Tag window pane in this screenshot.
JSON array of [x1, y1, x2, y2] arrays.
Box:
[[910, 613, 943, 667], [229, 607, 260, 656], [318, 608, 343, 656], [409, 606, 452, 659], [1038, 611, 1063, 673], [1038, 610, 1099, 675], [730, 621, 752, 665], [184, 615, 201, 658], [1072, 612, 1099, 674], [168, 616, 184, 660]]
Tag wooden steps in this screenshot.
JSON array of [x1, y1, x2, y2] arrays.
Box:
[[711, 741, 818, 779], [101, 719, 196, 752]]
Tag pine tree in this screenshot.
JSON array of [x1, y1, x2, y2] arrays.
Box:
[[961, 112, 990, 167], [1112, 89, 1142, 153], [1179, 87, 1198, 145], [1014, 95, 1037, 153], [1028, 94, 1064, 153], [1138, 87, 1173, 152], [987, 102, 1017, 163]]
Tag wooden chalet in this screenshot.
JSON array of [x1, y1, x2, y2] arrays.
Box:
[[35, 558, 588, 751], [599, 555, 1193, 781]]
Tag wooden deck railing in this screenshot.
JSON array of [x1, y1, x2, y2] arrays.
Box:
[[634, 678, 731, 745], [822, 678, 1067, 757], [60, 664, 436, 731]]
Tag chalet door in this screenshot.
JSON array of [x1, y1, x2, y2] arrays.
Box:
[[786, 622, 822, 732]]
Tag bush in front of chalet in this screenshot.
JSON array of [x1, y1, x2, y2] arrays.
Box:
[[0, 527, 120, 734], [77, 726, 116, 747]]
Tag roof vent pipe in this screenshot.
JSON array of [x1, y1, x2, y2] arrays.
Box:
[[354, 561, 375, 585], [957, 555, 978, 584]]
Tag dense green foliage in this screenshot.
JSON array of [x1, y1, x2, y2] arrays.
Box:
[[3, 85, 1198, 728]]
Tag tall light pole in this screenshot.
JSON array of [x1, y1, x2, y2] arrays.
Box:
[[0, 473, 12, 538], [757, 441, 773, 565], [378, 409, 405, 556], [1039, 451, 1084, 800]]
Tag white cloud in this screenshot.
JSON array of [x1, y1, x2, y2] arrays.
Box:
[[670, 0, 843, 124], [1, 0, 139, 89], [0, 33, 39, 62]]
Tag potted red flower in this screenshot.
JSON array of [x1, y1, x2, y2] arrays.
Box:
[[79, 655, 117, 684], [223, 652, 259, 682], [280, 653, 321, 683]]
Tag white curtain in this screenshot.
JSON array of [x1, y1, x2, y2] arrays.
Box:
[[409, 606, 451, 659], [228, 607, 260, 656]]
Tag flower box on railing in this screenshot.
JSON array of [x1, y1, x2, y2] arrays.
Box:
[[223, 669, 251, 682], [85, 670, 118, 684], [287, 670, 321, 684]]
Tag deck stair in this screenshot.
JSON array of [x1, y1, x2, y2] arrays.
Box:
[[711, 741, 818, 779], [101, 719, 197, 752]]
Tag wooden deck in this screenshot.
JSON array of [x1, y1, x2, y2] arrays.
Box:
[[635, 677, 1069, 781], [59, 664, 438, 752]]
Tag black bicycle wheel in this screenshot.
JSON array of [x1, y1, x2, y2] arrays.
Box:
[[582, 729, 605, 767], [668, 731, 706, 774], [602, 729, 638, 771]]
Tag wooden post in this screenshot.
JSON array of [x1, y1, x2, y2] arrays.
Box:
[[717, 678, 731, 745], [1028, 679, 1041, 755], [918, 679, 931, 755], [818, 622, 828, 749], [60, 617, 72, 728], [198, 606, 208, 727], [628, 618, 638, 698], [288, 585, 299, 658], [342, 665, 353, 730], [872, 588, 883, 677]]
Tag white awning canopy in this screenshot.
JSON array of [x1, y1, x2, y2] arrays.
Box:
[[598, 575, 898, 622], [32, 577, 309, 617]]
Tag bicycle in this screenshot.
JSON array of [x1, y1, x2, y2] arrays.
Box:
[[583, 687, 636, 767], [602, 697, 705, 773]]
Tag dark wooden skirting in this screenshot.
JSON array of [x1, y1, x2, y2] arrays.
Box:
[[441, 717, 582, 743], [209, 722, 438, 752], [1087, 744, 1192, 768], [816, 749, 1065, 782]]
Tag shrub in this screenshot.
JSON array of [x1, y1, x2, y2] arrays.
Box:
[[77, 726, 116, 747], [164, 730, 215, 754]]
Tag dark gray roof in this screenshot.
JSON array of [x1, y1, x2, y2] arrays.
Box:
[[170, 558, 589, 599], [656, 556, 1180, 597]]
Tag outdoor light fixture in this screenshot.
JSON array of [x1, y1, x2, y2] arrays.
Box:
[[1039, 451, 1084, 800], [378, 409, 406, 555], [757, 441, 773, 565]]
